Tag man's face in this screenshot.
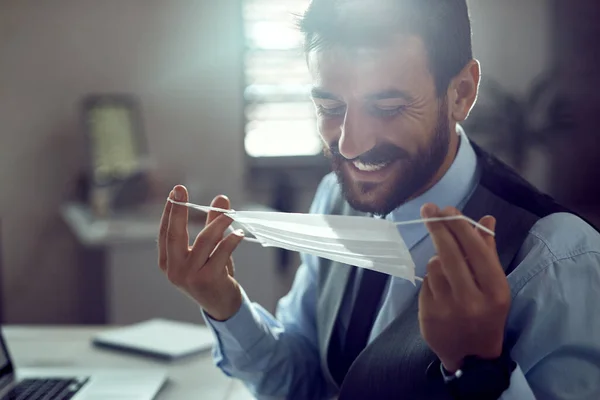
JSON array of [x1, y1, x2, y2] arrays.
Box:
[[308, 35, 454, 216]]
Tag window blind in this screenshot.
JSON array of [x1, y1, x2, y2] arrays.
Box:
[[243, 0, 321, 158]]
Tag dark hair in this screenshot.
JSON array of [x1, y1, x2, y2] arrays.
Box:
[[298, 0, 473, 96]]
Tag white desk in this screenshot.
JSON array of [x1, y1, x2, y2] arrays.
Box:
[[2, 326, 255, 400]]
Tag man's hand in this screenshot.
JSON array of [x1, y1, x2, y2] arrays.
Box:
[[158, 185, 245, 321], [418, 203, 511, 373]]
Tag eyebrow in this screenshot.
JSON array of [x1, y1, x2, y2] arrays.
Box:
[[310, 87, 415, 103]]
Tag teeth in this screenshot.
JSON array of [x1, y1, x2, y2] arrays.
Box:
[[353, 160, 389, 172]]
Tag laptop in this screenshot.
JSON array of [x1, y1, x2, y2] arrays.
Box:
[[0, 326, 167, 400]]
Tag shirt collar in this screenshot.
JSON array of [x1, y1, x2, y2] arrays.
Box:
[[387, 125, 479, 249]]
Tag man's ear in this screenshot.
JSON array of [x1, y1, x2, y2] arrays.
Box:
[[447, 60, 481, 122]]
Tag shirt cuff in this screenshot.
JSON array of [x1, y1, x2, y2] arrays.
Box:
[[202, 287, 272, 355], [440, 362, 535, 399]]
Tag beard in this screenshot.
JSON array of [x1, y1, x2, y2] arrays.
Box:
[[324, 100, 451, 217]]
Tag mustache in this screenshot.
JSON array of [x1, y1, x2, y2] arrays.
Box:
[[326, 142, 409, 165]]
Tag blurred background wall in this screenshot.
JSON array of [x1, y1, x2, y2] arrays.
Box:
[[549, 0, 600, 215], [0, 0, 246, 323], [0, 0, 597, 324]]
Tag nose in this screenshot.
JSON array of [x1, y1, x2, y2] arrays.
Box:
[[338, 105, 377, 160]]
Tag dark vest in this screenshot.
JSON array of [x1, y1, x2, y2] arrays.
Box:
[[316, 142, 584, 399]]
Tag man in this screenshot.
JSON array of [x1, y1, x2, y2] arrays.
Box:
[[158, 0, 600, 399]]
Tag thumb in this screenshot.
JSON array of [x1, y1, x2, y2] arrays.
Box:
[[209, 230, 245, 277], [207, 195, 231, 225]]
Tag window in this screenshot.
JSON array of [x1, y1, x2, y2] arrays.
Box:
[[243, 0, 322, 158]]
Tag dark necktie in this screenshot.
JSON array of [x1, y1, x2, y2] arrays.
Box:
[[329, 267, 390, 386]]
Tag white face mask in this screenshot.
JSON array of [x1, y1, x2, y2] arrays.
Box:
[[169, 199, 494, 285]]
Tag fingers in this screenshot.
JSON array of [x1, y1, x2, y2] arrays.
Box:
[[419, 274, 435, 310], [158, 190, 174, 271], [471, 215, 502, 290], [425, 256, 451, 299], [206, 230, 245, 274], [442, 209, 503, 290], [190, 214, 235, 267], [167, 185, 190, 266], [439, 207, 491, 275], [477, 216, 497, 250], [434, 207, 502, 292], [421, 203, 477, 295], [207, 195, 231, 225]]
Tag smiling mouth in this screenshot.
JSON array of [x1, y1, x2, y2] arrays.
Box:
[[352, 160, 392, 172]]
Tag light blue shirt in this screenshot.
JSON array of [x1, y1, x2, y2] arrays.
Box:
[[204, 129, 600, 399]]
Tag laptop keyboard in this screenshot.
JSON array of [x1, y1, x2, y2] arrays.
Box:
[[1, 378, 89, 400]]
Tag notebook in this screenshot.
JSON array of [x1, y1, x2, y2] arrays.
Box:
[[92, 318, 215, 361]]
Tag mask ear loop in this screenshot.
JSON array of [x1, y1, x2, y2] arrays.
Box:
[[168, 198, 263, 244], [168, 198, 235, 214], [394, 215, 495, 237]]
